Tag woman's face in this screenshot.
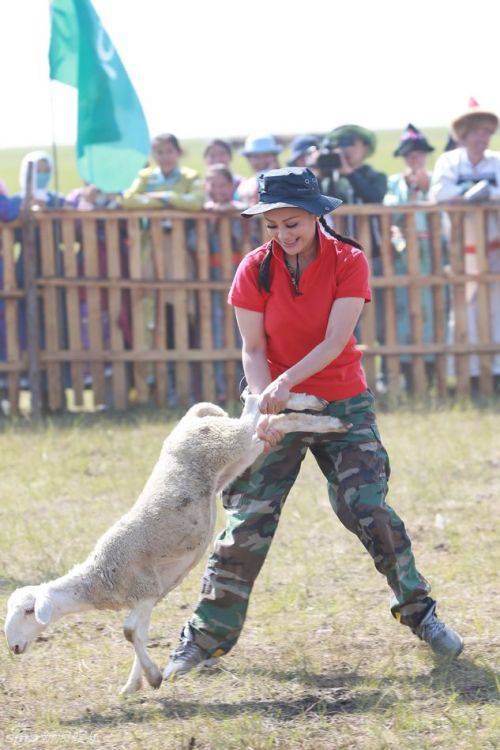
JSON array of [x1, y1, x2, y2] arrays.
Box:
[[404, 151, 427, 171], [205, 144, 231, 166], [263, 207, 317, 257], [153, 141, 180, 174]]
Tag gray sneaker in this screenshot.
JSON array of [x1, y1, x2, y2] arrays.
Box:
[[414, 604, 464, 659], [163, 628, 218, 681]]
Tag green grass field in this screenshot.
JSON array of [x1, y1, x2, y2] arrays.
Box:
[[0, 403, 498, 749], [2, 128, 500, 196]]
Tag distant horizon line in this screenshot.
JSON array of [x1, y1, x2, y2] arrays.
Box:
[[0, 125, 455, 151]]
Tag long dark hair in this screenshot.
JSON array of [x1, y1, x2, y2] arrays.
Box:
[[257, 216, 363, 292]]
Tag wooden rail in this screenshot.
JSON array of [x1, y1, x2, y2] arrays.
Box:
[[0, 203, 499, 413]]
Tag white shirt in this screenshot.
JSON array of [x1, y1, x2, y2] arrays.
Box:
[[429, 147, 500, 375], [429, 148, 500, 202]]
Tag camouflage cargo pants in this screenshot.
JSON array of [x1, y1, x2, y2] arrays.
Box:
[[187, 389, 435, 657]]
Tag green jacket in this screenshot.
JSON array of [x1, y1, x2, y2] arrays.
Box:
[[121, 165, 204, 211]]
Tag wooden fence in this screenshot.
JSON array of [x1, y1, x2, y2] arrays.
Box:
[[0, 203, 499, 414]]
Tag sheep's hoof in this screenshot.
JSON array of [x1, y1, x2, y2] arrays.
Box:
[[119, 679, 143, 696], [146, 668, 163, 689]]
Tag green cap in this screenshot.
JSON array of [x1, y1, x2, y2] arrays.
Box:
[[327, 124, 377, 158]]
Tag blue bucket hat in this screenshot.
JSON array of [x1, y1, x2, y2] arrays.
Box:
[[287, 135, 319, 166], [241, 167, 342, 217], [240, 134, 282, 156]]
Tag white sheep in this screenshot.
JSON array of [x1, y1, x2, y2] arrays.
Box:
[[4, 392, 349, 694]]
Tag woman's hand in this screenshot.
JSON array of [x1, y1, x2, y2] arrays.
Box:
[[258, 376, 291, 414], [256, 414, 284, 452]]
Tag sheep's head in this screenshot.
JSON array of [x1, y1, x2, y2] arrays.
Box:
[[4, 585, 54, 654]]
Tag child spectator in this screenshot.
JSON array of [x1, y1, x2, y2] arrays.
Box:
[[204, 139, 232, 168], [203, 164, 243, 399], [66, 183, 120, 211], [121, 133, 203, 210], [430, 99, 500, 385], [384, 124, 436, 389], [204, 139, 243, 190], [204, 164, 244, 212], [236, 134, 282, 208], [17, 151, 65, 209], [121, 134, 203, 403]]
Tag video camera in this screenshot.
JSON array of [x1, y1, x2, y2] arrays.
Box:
[[315, 141, 341, 172], [313, 133, 356, 175]]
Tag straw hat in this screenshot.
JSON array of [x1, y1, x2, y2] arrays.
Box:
[[451, 98, 498, 140]]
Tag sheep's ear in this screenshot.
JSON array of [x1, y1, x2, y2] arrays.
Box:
[[34, 589, 54, 625]]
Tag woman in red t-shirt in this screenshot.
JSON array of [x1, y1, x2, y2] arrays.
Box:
[[164, 168, 463, 680]]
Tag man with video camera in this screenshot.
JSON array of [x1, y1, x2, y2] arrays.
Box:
[[313, 124, 387, 223], [311, 125, 388, 386]]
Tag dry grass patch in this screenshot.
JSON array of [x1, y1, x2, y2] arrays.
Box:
[[0, 404, 498, 749]]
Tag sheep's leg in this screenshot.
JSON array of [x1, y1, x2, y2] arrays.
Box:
[[285, 393, 329, 412], [123, 599, 162, 691], [120, 654, 143, 696], [269, 412, 351, 434], [241, 390, 328, 413]]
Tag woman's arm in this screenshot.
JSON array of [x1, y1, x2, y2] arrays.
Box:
[[259, 297, 365, 414], [234, 307, 283, 449], [122, 172, 148, 200], [165, 175, 204, 211], [429, 156, 464, 202], [234, 307, 272, 394]]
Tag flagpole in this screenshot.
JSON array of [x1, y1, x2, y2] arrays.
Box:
[[49, 81, 61, 198], [47, 0, 60, 197]]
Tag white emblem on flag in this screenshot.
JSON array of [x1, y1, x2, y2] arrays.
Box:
[[97, 29, 117, 80]]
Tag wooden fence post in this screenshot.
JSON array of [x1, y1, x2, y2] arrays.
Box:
[[429, 211, 447, 397], [22, 163, 42, 420], [379, 213, 400, 401], [2, 226, 21, 413]]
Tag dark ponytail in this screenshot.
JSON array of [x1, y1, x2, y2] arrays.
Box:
[[318, 216, 363, 251], [257, 241, 273, 292]]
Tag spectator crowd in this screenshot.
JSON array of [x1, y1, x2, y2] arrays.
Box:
[[1, 99, 499, 404]]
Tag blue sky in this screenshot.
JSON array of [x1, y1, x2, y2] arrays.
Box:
[[2, 0, 499, 147]]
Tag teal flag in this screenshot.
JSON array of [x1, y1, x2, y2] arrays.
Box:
[[49, 0, 150, 192]]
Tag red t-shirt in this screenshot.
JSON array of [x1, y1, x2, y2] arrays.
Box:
[[228, 225, 372, 401]]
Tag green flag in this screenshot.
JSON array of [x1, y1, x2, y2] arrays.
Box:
[[49, 0, 150, 192]]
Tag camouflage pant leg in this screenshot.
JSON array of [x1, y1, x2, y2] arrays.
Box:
[[187, 432, 309, 656], [310, 391, 434, 629]]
